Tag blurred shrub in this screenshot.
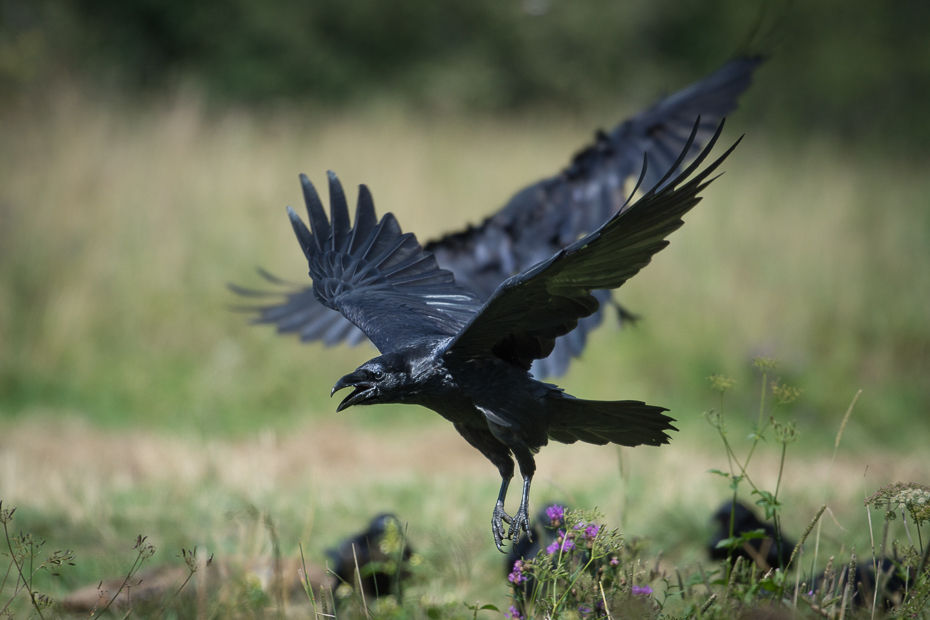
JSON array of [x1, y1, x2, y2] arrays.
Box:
[[18, 0, 650, 109], [3, 0, 930, 148]]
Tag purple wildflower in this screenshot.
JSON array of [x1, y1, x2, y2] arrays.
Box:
[[579, 605, 592, 615], [632, 585, 653, 596], [505, 605, 524, 620], [545, 504, 565, 525], [546, 530, 575, 554], [584, 523, 600, 541], [508, 560, 527, 585], [609, 556, 620, 567]]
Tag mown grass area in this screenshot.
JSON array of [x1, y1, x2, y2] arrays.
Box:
[[1, 408, 926, 617], [0, 89, 928, 617]]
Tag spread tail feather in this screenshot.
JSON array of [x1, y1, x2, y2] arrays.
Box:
[[546, 397, 676, 447]]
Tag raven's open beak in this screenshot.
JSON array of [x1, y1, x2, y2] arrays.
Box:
[[331, 371, 373, 412]]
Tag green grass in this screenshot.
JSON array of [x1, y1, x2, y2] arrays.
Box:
[[0, 87, 928, 617], [1, 401, 926, 617]]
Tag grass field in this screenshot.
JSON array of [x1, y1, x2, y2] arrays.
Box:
[[1, 88, 928, 617]]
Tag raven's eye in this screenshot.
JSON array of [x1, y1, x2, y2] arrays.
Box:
[[373, 370, 384, 380]]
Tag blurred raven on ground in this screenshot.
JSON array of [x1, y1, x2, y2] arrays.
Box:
[[328, 513, 413, 602], [232, 56, 761, 378], [810, 556, 909, 610], [269, 119, 738, 549], [710, 501, 911, 610], [708, 500, 795, 570]]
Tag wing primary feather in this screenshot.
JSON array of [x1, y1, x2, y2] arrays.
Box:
[[299, 314, 338, 341], [300, 174, 331, 251], [348, 215, 393, 274], [644, 142, 681, 187], [370, 234, 420, 271], [357, 214, 404, 266], [257, 268, 298, 286], [275, 306, 326, 332], [327, 171, 352, 252], [349, 185, 378, 254], [645, 115, 702, 195], [226, 283, 274, 298], [674, 119, 728, 183], [286, 206, 315, 260], [676, 133, 742, 194], [619, 152, 649, 212], [341, 217, 416, 285]]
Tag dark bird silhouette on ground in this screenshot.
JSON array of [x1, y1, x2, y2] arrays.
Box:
[[709, 501, 910, 610], [328, 513, 413, 602], [271, 119, 738, 550], [708, 501, 795, 570], [811, 556, 910, 610], [232, 56, 762, 378]]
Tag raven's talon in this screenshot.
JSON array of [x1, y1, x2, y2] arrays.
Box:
[[491, 501, 513, 553], [507, 506, 531, 544]]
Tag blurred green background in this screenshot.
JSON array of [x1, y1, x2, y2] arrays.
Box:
[[0, 0, 928, 614], [2, 0, 928, 442]]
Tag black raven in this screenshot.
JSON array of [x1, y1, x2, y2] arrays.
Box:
[[709, 502, 910, 609], [232, 57, 761, 378], [328, 513, 413, 602], [708, 500, 795, 570], [276, 120, 739, 550]]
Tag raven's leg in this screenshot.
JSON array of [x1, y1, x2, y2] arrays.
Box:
[[507, 447, 537, 544], [482, 417, 538, 545], [453, 424, 515, 552], [492, 476, 513, 550]]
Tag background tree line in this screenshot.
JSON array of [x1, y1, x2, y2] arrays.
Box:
[[1, 0, 928, 145]]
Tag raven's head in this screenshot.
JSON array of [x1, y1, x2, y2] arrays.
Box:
[[331, 355, 410, 411]]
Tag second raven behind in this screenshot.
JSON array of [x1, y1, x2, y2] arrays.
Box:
[[276, 120, 739, 550]]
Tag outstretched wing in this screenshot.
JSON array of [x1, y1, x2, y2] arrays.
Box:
[[286, 172, 483, 354], [232, 57, 761, 371], [445, 120, 739, 369], [429, 56, 761, 377], [425, 57, 762, 298], [613, 55, 762, 193], [229, 270, 368, 347]]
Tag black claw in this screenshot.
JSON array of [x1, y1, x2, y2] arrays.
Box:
[[507, 506, 532, 544], [492, 500, 515, 552]]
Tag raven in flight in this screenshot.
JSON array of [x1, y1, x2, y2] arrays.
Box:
[[278, 120, 739, 550], [232, 57, 761, 378]]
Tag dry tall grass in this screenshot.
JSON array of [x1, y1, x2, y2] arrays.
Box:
[[2, 88, 928, 441]]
